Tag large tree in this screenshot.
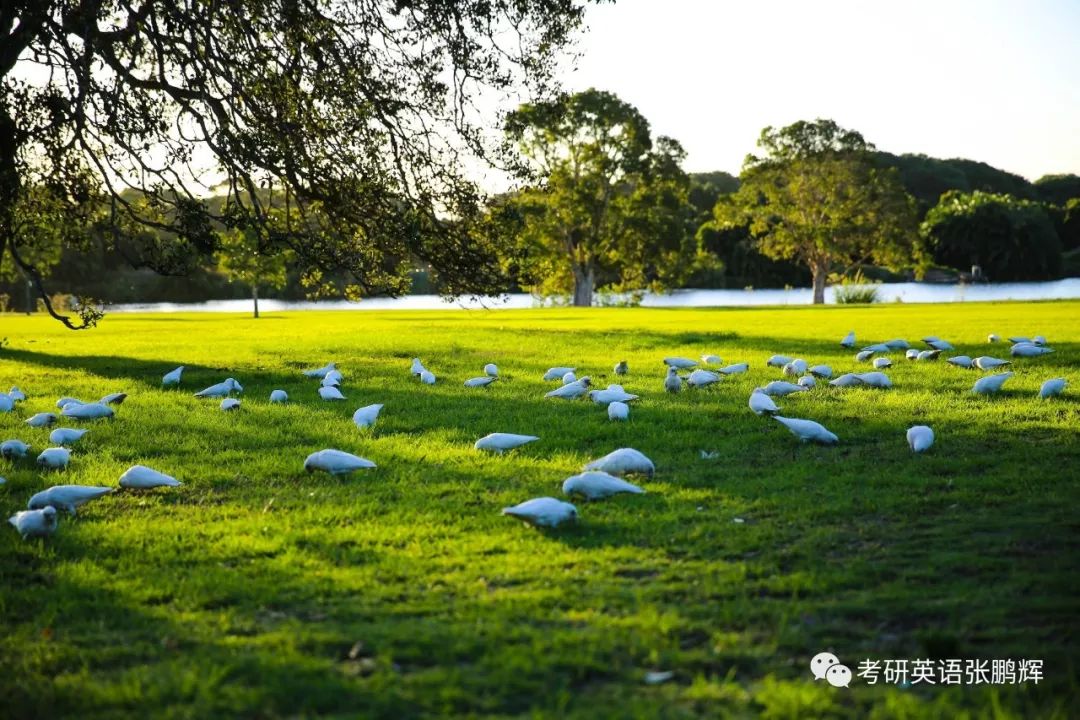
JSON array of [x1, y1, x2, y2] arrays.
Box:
[[921, 191, 1062, 281], [0, 0, 592, 327], [504, 88, 706, 306], [723, 119, 920, 303]]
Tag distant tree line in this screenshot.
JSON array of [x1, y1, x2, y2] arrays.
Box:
[[4, 86, 1079, 312]]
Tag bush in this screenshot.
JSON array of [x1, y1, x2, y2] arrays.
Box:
[[832, 272, 880, 304]]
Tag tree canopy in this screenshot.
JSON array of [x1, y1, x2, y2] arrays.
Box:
[[921, 191, 1063, 281], [0, 0, 593, 327], [720, 119, 920, 303], [503, 88, 708, 306], [1034, 174, 1080, 207]]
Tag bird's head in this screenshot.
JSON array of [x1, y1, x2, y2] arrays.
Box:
[[42, 506, 58, 528], [580, 377, 592, 388]]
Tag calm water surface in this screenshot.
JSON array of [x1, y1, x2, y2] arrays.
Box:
[[110, 278, 1080, 313]]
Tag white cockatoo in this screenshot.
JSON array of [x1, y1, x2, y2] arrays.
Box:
[[664, 366, 682, 393], [562, 471, 644, 500], [828, 373, 864, 388], [119, 465, 182, 489], [718, 363, 748, 375], [501, 498, 577, 528], [474, 433, 539, 454], [773, 416, 838, 444], [1011, 343, 1053, 357], [608, 401, 629, 421], [36, 447, 71, 469], [28, 485, 113, 515], [589, 386, 639, 404], [974, 356, 1010, 371], [972, 372, 1014, 395], [318, 386, 346, 401], [48, 428, 89, 446], [26, 410, 57, 427], [763, 381, 807, 397], [9, 507, 58, 539], [686, 370, 721, 388], [194, 378, 242, 398], [62, 402, 114, 420], [546, 378, 591, 399], [749, 388, 779, 416], [855, 372, 892, 389], [906, 425, 934, 453], [303, 449, 376, 475], [1, 439, 31, 459], [1038, 377, 1067, 399], [543, 367, 575, 381], [583, 448, 655, 477], [352, 404, 384, 429], [303, 362, 337, 379], [783, 359, 808, 377]]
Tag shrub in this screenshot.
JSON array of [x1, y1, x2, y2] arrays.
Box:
[[832, 271, 880, 304]]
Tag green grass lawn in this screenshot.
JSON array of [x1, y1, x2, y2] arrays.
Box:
[[1, 301, 1078, 719]]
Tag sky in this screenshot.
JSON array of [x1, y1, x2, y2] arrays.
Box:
[[552, 0, 1080, 181]]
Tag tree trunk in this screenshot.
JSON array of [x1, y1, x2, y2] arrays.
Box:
[[0, 103, 20, 312], [812, 265, 827, 304], [572, 265, 594, 307], [252, 284, 260, 318]]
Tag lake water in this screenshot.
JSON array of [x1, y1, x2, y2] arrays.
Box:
[[110, 278, 1080, 313]]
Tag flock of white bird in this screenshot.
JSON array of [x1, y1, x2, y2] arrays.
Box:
[[1, 330, 1068, 538]]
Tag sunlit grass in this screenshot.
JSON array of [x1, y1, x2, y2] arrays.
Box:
[[1, 302, 1078, 718]]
